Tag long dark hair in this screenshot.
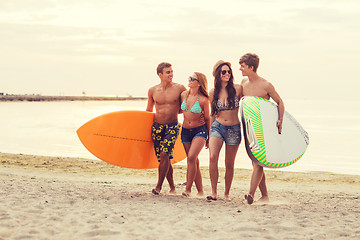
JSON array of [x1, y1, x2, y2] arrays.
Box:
[[211, 63, 236, 116]]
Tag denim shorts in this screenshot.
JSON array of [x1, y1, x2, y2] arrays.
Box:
[[210, 119, 241, 145], [181, 124, 208, 144]]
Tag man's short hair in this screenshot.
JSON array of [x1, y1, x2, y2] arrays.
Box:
[[157, 62, 172, 75], [239, 53, 260, 72]]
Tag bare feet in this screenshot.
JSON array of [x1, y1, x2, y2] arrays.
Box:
[[152, 188, 160, 195], [224, 194, 231, 201], [182, 192, 190, 197], [206, 195, 217, 201], [169, 188, 176, 194], [244, 194, 254, 204], [197, 191, 204, 197], [258, 195, 269, 202]]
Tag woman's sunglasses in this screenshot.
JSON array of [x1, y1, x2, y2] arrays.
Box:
[[221, 70, 232, 75], [189, 76, 199, 82]]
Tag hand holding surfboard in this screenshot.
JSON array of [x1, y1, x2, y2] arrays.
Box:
[[240, 96, 309, 168]]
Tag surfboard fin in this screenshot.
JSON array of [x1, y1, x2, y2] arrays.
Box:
[[245, 117, 261, 152]]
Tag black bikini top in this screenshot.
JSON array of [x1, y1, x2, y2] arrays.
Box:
[[216, 96, 239, 111]]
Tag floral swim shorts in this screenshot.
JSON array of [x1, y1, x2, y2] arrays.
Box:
[[151, 121, 181, 162]]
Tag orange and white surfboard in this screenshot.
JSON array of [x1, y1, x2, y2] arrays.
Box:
[[77, 110, 186, 169]]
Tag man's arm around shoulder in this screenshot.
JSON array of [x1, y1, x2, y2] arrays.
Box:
[[178, 83, 186, 92]]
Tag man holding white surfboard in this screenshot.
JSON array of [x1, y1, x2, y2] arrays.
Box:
[[146, 62, 186, 195], [239, 53, 285, 204]]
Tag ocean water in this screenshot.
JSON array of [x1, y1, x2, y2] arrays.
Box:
[[1, 99, 359, 175]]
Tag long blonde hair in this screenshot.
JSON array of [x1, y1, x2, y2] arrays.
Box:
[[194, 72, 209, 98]]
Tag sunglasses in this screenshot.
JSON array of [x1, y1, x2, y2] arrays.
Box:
[[221, 70, 232, 75], [189, 76, 199, 82]]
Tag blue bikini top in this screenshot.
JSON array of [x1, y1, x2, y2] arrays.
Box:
[[181, 95, 202, 114]]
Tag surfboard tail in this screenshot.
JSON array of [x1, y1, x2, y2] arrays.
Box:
[[245, 116, 261, 152]]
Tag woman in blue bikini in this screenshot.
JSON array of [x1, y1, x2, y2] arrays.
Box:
[[207, 60, 242, 201], [180, 72, 210, 197]]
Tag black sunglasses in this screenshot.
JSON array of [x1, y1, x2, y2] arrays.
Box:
[[221, 70, 232, 75], [189, 76, 199, 82]]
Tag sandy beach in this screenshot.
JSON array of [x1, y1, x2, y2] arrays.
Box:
[[0, 153, 359, 240]]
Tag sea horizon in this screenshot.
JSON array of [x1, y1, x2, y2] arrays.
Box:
[[1, 99, 359, 176], [0, 93, 147, 102]]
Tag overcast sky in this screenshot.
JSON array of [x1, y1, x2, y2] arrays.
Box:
[[1, 0, 359, 100]]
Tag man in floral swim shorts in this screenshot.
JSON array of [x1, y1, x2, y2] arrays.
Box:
[[146, 62, 186, 195]]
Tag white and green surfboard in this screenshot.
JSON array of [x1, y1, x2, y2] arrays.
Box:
[[240, 96, 309, 168]]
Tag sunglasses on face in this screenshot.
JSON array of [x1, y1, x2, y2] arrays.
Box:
[[221, 70, 232, 75], [189, 76, 199, 82]]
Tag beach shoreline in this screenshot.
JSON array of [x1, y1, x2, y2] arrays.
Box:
[[0, 94, 147, 102], [1, 152, 359, 239]]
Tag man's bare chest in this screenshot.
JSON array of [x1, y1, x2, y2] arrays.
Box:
[[243, 83, 268, 98], [153, 90, 180, 105]]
